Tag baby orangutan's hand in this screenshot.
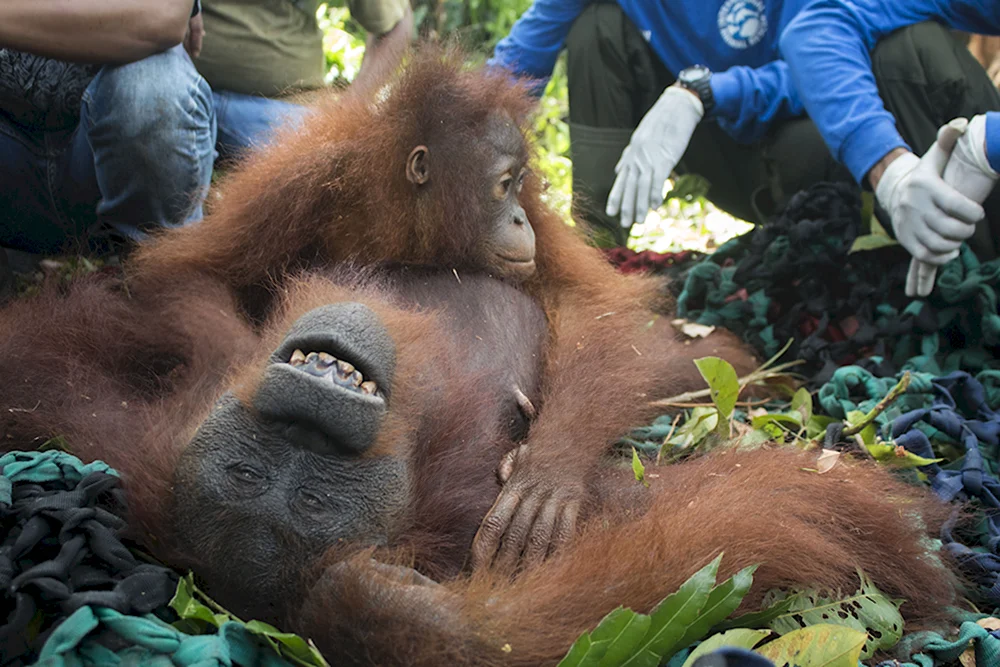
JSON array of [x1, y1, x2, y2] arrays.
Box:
[[470, 444, 582, 572]]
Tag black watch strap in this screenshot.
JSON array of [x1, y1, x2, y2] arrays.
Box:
[[677, 65, 715, 118]]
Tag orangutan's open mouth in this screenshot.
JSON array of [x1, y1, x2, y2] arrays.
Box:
[[286, 349, 379, 397]]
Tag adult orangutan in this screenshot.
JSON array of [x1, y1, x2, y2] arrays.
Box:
[[122, 45, 764, 569], [0, 46, 960, 665], [0, 265, 958, 666]]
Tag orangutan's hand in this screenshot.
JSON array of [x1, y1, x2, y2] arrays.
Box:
[[470, 444, 582, 572], [309, 556, 465, 644]]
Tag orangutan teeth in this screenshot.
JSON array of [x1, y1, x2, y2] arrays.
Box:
[[316, 352, 336, 369], [285, 348, 379, 397]]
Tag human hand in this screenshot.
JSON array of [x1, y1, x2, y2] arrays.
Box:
[[606, 85, 704, 229], [470, 444, 581, 572], [184, 13, 204, 58], [907, 115, 1000, 297], [874, 119, 984, 296]]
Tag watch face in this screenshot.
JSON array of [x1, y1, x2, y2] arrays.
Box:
[[680, 65, 711, 84]]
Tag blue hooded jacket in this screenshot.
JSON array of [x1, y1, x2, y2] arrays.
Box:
[[489, 0, 818, 144], [780, 0, 1000, 182]]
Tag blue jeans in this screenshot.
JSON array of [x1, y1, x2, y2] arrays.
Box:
[[0, 45, 307, 254]]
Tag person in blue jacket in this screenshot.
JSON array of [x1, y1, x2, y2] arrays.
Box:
[[780, 1, 1000, 296], [490, 1, 999, 256]]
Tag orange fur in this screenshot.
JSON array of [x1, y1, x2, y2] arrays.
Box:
[[0, 45, 960, 666]]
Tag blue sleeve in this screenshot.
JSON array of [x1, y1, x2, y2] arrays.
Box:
[[487, 0, 593, 89], [710, 61, 804, 144], [780, 0, 1000, 184], [986, 112, 1000, 173]]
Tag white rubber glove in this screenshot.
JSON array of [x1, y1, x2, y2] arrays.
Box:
[[945, 114, 1000, 200], [606, 86, 703, 228], [908, 116, 999, 297], [875, 119, 984, 297]]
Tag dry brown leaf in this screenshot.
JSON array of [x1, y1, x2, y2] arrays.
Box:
[[977, 617, 1000, 631], [816, 449, 841, 474], [671, 318, 716, 339]]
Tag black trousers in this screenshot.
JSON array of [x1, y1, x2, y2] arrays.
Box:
[[567, 4, 1000, 255]]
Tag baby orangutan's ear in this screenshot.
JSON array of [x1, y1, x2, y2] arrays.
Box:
[[406, 146, 430, 185]]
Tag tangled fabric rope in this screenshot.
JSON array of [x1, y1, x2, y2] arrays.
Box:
[[0, 451, 176, 665], [36, 606, 291, 667], [817, 368, 1000, 606], [0, 451, 295, 667], [665, 183, 1000, 386]]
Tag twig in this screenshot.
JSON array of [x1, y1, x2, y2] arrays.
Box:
[[656, 413, 682, 465], [841, 371, 911, 437], [189, 573, 246, 624], [658, 398, 776, 409], [648, 359, 804, 408]]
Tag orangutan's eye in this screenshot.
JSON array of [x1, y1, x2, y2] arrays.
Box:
[[516, 169, 527, 192], [228, 463, 265, 486], [494, 174, 514, 199]]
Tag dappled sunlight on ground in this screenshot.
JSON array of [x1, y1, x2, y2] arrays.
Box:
[[629, 196, 754, 254]]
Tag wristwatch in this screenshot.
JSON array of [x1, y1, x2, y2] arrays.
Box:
[[677, 65, 715, 117]]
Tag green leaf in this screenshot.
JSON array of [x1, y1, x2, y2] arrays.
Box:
[[805, 415, 838, 440], [755, 624, 867, 667], [849, 234, 898, 253], [594, 610, 654, 667], [617, 554, 723, 667], [766, 572, 904, 658], [169, 574, 227, 630], [694, 357, 739, 436], [665, 408, 719, 451], [865, 441, 943, 469], [38, 435, 72, 453], [791, 389, 812, 425], [717, 595, 798, 631], [559, 608, 641, 667], [681, 629, 772, 667], [750, 413, 802, 430], [631, 448, 649, 488], [849, 200, 897, 254], [168, 574, 329, 666], [845, 410, 876, 446], [245, 620, 331, 667], [861, 192, 876, 230], [674, 565, 758, 650], [666, 174, 712, 202], [738, 429, 773, 449]]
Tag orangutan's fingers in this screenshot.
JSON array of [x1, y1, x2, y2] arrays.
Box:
[[522, 496, 559, 567], [471, 490, 521, 570], [494, 492, 544, 573], [497, 445, 527, 484], [550, 501, 580, 555]]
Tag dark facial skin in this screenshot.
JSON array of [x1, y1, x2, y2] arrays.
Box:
[[171, 273, 548, 622], [172, 302, 409, 620], [477, 112, 535, 278], [406, 112, 535, 280]]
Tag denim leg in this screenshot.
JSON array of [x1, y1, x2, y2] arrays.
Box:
[[214, 90, 308, 161], [79, 44, 217, 242], [0, 115, 93, 253]]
